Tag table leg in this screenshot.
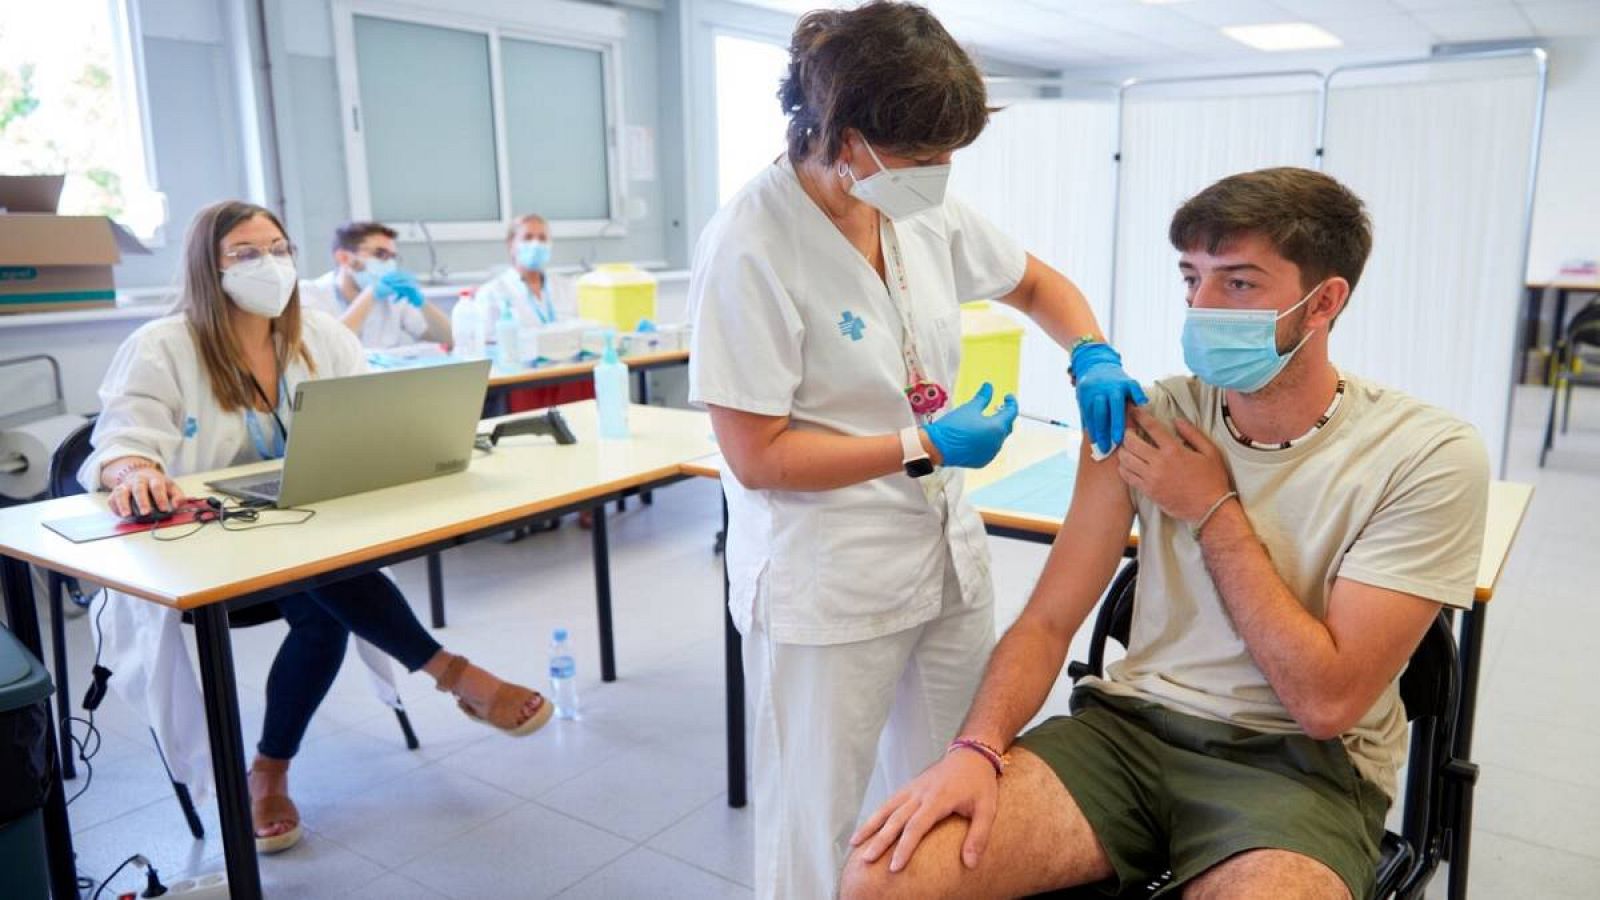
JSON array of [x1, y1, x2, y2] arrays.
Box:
[[1, 556, 79, 900], [427, 553, 446, 629], [47, 573, 74, 781], [1549, 288, 1572, 385], [722, 494, 746, 808], [591, 502, 616, 682], [1454, 603, 1486, 761], [191, 604, 262, 900], [1444, 602, 1488, 900]]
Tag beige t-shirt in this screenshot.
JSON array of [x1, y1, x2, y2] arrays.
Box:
[[1084, 373, 1489, 799]]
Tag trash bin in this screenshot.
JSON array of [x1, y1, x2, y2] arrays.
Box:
[[0, 624, 55, 900]]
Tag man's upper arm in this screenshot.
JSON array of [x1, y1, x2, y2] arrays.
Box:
[[1021, 433, 1137, 640]]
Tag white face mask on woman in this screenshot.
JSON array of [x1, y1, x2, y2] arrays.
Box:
[[845, 142, 951, 220], [221, 256, 298, 318]]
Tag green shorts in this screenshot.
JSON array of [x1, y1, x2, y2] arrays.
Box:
[[1015, 687, 1389, 899]]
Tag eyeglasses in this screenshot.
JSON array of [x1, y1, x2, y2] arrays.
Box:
[[362, 248, 400, 262], [222, 241, 296, 263]]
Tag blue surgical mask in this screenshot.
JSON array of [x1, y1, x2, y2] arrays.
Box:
[[515, 240, 551, 271], [1181, 280, 1324, 393], [353, 256, 396, 290]]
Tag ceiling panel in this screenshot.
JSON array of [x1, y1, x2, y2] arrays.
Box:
[[1412, 6, 1538, 40], [728, 0, 1594, 71]]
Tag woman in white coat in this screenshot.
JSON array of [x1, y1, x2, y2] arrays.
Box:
[[687, 3, 1147, 896], [83, 200, 553, 854]]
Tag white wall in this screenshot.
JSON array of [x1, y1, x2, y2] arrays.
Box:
[[1526, 37, 1600, 280]]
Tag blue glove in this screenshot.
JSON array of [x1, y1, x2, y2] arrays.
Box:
[[923, 383, 1018, 469], [375, 271, 425, 308], [1071, 341, 1148, 456]]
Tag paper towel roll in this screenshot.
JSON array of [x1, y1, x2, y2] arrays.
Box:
[[0, 414, 89, 499]]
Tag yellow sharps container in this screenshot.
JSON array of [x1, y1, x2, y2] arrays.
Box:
[[955, 301, 1024, 412]]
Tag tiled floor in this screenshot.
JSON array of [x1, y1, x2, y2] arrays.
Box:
[[34, 384, 1600, 897]]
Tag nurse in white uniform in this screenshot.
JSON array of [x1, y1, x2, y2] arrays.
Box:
[[85, 201, 552, 855], [473, 213, 571, 333], [687, 4, 1146, 897]]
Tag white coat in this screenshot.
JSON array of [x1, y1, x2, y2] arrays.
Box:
[[299, 270, 430, 350], [79, 309, 404, 801], [472, 267, 574, 334]]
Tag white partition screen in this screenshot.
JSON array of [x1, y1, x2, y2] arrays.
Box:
[[1112, 80, 1322, 384], [1322, 59, 1542, 475], [950, 99, 1117, 423]]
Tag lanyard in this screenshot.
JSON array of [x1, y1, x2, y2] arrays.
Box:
[[245, 372, 289, 461], [879, 220, 947, 421], [523, 278, 556, 325]]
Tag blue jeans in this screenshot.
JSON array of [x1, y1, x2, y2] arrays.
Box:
[[256, 571, 441, 760]]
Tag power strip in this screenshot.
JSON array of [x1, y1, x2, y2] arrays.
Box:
[[162, 871, 230, 899]]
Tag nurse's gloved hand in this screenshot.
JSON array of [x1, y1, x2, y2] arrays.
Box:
[[1071, 341, 1148, 456], [375, 271, 425, 308], [923, 383, 1018, 469]]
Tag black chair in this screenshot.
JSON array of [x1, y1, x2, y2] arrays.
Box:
[[46, 420, 420, 840], [1540, 300, 1600, 467], [1041, 560, 1475, 900]]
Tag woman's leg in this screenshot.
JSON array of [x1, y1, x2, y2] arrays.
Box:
[[258, 593, 352, 760], [305, 571, 542, 726], [299, 571, 440, 671], [745, 612, 924, 900]]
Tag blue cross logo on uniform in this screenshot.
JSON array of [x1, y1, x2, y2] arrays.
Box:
[[838, 311, 865, 342], [182, 416, 199, 438]]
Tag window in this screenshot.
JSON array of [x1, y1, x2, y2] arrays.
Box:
[[714, 33, 791, 207], [0, 0, 165, 239], [333, 0, 626, 240]]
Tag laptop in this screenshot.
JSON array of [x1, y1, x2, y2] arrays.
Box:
[[207, 359, 490, 507]]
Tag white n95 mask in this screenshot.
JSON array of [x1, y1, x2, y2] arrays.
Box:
[[847, 142, 950, 221], [221, 256, 298, 319]]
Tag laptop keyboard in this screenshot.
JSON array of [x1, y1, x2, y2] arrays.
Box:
[[235, 476, 281, 499]]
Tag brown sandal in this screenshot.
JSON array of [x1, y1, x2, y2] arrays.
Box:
[[434, 653, 553, 737], [249, 757, 302, 854]]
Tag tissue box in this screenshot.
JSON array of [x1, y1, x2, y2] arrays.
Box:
[[524, 320, 597, 363], [577, 264, 656, 331], [617, 323, 690, 355]]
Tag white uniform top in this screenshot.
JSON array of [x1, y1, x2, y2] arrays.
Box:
[[299, 269, 429, 350], [81, 308, 369, 487], [77, 309, 393, 803], [689, 158, 1027, 645], [472, 266, 574, 334]]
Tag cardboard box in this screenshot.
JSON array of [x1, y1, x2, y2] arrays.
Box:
[[0, 214, 148, 313]]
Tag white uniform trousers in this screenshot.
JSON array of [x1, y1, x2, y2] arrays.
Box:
[[744, 565, 995, 899]]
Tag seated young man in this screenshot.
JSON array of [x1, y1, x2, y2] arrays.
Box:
[[299, 221, 451, 349], [841, 168, 1489, 900]]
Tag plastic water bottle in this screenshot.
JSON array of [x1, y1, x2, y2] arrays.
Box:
[[494, 297, 523, 373], [593, 332, 630, 439], [549, 628, 580, 720], [451, 289, 486, 359]]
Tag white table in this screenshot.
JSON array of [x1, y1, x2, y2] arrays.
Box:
[[0, 401, 717, 900]]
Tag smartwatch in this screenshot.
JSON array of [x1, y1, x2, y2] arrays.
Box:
[[900, 425, 934, 478]]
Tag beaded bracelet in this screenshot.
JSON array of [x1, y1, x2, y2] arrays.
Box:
[[947, 737, 1007, 777], [1190, 490, 1239, 540]]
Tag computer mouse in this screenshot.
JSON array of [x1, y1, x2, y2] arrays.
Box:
[[129, 506, 176, 525]]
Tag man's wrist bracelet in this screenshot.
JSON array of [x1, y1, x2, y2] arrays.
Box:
[[1190, 490, 1239, 540]]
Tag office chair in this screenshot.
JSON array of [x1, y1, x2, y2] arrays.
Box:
[[1541, 300, 1600, 467], [1035, 560, 1476, 900], [47, 419, 420, 840]]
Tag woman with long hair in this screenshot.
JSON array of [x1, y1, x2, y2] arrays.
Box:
[[84, 200, 552, 855]]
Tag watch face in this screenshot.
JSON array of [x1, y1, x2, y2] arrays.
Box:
[[905, 457, 935, 478]]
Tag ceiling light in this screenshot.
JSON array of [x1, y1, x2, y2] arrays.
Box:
[[1222, 23, 1343, 52]]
